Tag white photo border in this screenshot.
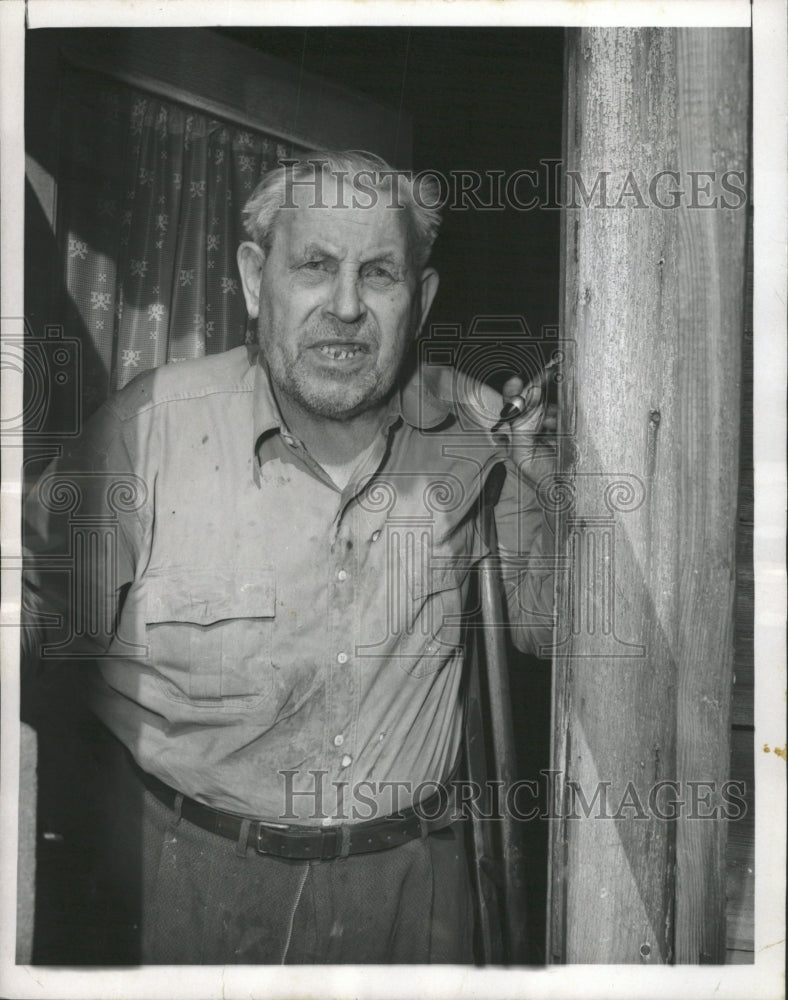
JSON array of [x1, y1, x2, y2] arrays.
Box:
[[1, 2, 784, 998]]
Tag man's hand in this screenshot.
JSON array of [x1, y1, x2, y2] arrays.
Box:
[[500, 372, 558, 488]]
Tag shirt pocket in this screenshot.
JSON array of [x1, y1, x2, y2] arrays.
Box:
[[401, 564, 468, 678], [144, 568, 276, 708]]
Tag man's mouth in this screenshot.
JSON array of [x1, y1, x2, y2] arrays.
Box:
[[315, 342, 369, 361]]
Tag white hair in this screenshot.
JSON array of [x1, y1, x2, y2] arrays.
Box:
[[242, 150, 442, 270]]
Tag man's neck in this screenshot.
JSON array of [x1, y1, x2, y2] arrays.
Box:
[[275, 391, 391, 467]]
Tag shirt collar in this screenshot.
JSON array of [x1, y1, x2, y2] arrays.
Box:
[[398, 363, 453, 430], [250, 351, 453, 475], [251, 351, 285, 443]]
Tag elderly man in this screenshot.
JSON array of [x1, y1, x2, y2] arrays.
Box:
[[23, 151, 555, 964]]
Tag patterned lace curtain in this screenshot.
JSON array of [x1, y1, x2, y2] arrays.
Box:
[[58, 67, 299, 414]]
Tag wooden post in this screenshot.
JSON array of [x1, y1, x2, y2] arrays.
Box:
[[548, 28, 749, 964]]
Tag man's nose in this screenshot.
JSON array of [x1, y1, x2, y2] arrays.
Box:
[[326, 270, 365, 324]]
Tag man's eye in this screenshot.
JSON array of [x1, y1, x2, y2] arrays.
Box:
[[301, 259, 328, 271], [364, 265, 395, 282]]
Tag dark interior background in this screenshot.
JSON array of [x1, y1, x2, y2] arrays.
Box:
[[24, 26, 564, 964], [219, 27, 565, 350]]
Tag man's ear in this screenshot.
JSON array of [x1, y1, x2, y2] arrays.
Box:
[[414, 267, 440, 336], [237, 241, 266, 319]]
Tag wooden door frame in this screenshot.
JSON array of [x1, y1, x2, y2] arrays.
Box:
[[547, 26, 751, 964]]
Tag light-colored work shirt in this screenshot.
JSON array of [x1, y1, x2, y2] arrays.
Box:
[[24, 345, 555, 823]]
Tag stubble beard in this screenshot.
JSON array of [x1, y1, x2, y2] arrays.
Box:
[[262, 325, 401, 422]]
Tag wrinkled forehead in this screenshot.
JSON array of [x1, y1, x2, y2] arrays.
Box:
[[274, 172, 413, 258]]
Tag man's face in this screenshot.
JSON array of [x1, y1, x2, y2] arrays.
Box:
[[238, 179, 438, 422]]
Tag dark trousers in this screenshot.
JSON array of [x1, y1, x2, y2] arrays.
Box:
[[90, 733, 475, 964]]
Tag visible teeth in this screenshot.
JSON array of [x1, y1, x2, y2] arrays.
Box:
[[319, 345, 362, 360]]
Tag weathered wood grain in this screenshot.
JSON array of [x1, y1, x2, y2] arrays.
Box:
[[732, 223, 754, 730], [672, 28, 749, 964], [725, 728, 754, 958], [548, 28, 749, 964]]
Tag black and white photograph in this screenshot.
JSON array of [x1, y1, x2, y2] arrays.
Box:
[[1, 1, 784, 998]]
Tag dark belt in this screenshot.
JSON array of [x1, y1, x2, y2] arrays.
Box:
[[135, 761, 458, 860]]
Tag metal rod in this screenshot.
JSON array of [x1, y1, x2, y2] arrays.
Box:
[[480, 488, 530, 963]]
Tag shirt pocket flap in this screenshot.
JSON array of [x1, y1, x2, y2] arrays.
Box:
[[145, 569, 276, 625]]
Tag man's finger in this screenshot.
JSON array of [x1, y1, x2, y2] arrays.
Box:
[[511, 381, 544, 421], [501, 375, 525, 400]]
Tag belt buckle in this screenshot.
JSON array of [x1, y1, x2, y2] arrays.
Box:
[[255, 822, 274, 855], [254, 821, 289, 856], [254, 822, 341, 860], [319, 825, 340, 860]]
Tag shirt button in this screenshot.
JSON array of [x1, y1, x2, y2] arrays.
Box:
[[333, 734, 344, 747], [337, 569, 348, 582], [371, 530, 381, 542], [341, 754, 353, 768], [337, 652, 348, 664]]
